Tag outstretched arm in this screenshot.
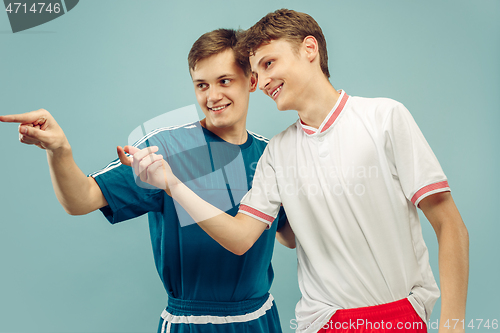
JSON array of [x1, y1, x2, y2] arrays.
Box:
[[117, 145, 269, 255], [420, 192, 468, 333], [0, 109, 107, 215]]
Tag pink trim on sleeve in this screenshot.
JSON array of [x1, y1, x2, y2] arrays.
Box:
[[411, 180, 450, 205], [239, 204, 275, 224]]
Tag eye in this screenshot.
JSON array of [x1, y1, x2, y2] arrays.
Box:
[[221, 79, 231, 85], [197, 83, 208, 90], [265, 60, 273, 69]]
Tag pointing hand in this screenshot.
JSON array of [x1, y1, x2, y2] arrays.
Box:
[[0, 109, 69, 151]]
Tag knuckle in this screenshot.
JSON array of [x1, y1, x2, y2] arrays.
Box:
[[19, 136, 31, 144]]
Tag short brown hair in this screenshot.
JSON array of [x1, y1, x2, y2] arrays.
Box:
[[238, 9, 330, 78], [188, 29, 251, 76]]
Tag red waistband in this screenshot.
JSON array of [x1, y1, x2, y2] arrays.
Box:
[[333, 298, 418, 321]]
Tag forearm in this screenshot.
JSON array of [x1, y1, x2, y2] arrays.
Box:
[[47, 145, 105, 215], [420, 192, 469, 332], [198, 213, 261, 255], [437, 222, 469, 331], [169, 181, 267, 255]]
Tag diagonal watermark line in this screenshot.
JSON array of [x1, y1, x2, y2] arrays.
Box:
[[60, 0, 68, 13]]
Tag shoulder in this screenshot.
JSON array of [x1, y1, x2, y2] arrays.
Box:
[[247, 130, 270, 145], [130, 121, 202, 148], [347, 95, 409, 126], [265, 122, 298, 150], [349, 95, 404, 113]]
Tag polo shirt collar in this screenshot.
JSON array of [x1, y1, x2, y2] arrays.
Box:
[[299, 90, 350, 135]]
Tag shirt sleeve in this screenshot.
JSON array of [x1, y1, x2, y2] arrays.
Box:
[[89, 132, 166, 224], [239, 144, 282, 228], [90, 161, 164, 224], [383, 102, 450, 207]]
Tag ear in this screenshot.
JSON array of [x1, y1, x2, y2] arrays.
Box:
[[303, 36, 319, 63], [249, 72, 258, 92]]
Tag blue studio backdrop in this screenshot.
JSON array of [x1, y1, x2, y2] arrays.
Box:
[[0, 1, 499, 332]]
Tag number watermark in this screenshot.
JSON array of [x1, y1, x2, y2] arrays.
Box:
[[5, 2, 61, 14], [4, 1, 79, 33], [290, 318, 499, 331]]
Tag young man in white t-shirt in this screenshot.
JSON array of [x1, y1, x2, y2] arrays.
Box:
[[121, 9, 469, 333]]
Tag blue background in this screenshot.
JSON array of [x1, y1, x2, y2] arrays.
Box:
[[1, 0, 499, 332]]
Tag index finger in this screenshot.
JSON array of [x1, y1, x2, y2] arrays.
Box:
[[0, 109, 47, 124]]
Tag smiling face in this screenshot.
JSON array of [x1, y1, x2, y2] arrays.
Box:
[[191, 49, 256, 134], [250, 39, 311, 112]]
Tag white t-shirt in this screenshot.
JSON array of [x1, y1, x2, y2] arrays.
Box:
[[239, 91, 450, 333]]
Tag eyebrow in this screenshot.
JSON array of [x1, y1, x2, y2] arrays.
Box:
[[192, 74, 235, 83]]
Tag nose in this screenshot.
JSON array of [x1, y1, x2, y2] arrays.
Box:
[[258, 74, 271, 93], [207, 86, 222, 105]]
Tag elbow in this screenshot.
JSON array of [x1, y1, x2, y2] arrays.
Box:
[[62, 204, 78, 216], [438, 219, 469, 248], [63, 205, 89, 216], [65, 208, 83, 216], [232, 240, 255, 256], [280, 240, 296, 249], [233, 249, 247, 256], [452, 219, 469, 241]]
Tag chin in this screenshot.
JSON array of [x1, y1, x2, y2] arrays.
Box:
[[212, 120, 231, 129], [275, 95, 292, 111], [276, 101, 290, 112]]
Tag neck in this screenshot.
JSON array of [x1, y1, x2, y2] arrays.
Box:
[[200, 119, 248, 145], [296, 76, 340, 129]]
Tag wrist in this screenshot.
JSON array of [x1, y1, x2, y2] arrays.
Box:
[[47, 142, 72, 158]]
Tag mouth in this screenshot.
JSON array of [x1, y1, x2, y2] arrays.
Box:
[[208, 103, 231, 113], [270, 83, 283, 100]]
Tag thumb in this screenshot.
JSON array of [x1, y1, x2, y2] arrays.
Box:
[[19, 124, 49, 140], [117, 146, 132, 166]]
